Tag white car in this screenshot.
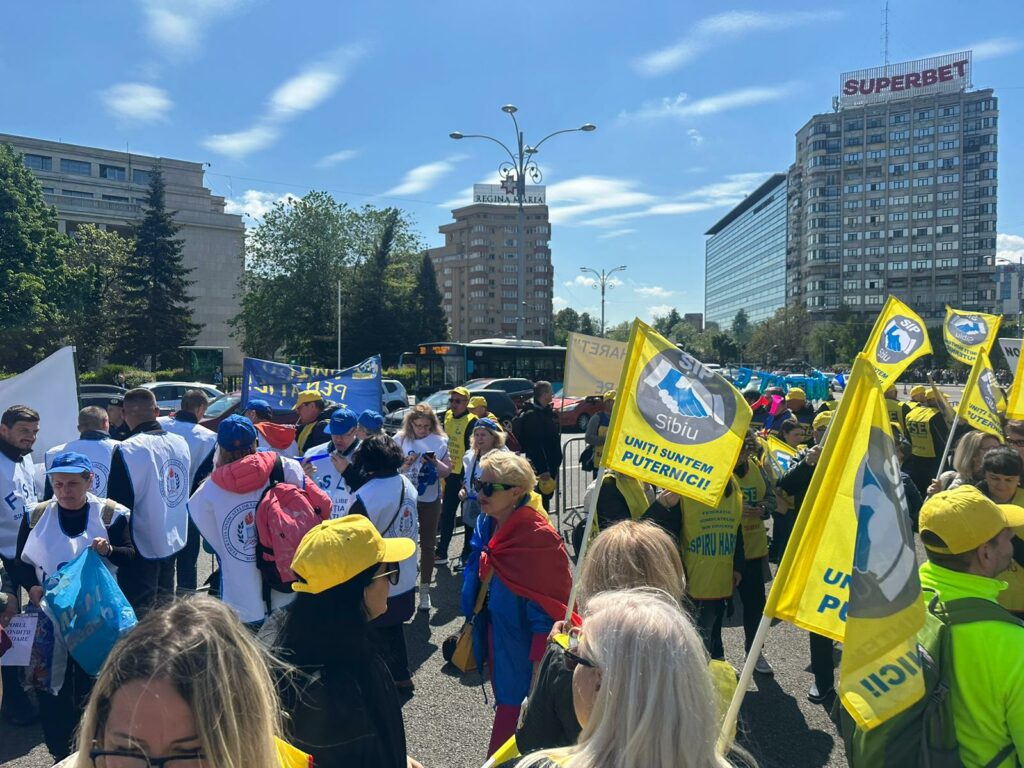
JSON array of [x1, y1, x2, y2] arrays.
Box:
[[382, 379, 409, 412], [139, 381, 224, 412]]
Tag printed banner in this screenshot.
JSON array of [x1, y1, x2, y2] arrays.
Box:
[[732, 368, 830, 401], [942, 306, 1001, 366], [957, 349, 1004, 440], [563, 332, 628, 398], [0, 347, 79, 464], [998, 337, 1022, 371], [0, 613, 37, 667], [602, 319, 752, 507], [242, 356, 382, 413], [766, 354, 925, 729], [862, 296, 932, 387]]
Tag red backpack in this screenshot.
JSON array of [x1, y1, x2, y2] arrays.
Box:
[[255, 456, 330, 595]]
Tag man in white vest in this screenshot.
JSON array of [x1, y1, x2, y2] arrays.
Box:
[[106, 388, 191, 612], [158, 389, 217, 594], [0, 404, 40, 726], [302, 407, 365, 519], [44, 406, 117, 499]]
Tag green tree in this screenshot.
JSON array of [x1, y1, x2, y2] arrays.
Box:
[[605, 321, 631, 342], [0, 144, 71, 371], [113, 167, 200, 369], [552, 307, 581, 345], [653, 308, 682, 336], [410, 251, 447, 343], [745, 304, 812, 367], [579, 312, 597, 336]]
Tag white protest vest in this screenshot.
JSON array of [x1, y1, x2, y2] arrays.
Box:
[[0, 452, 38, 559], [304, 440, 359, 519], [21, 495, 128, 584], [158, 416, 217, 488], [188, 457, 305, 624], [117, 430, 190, 559], [394, 433, 449, 503], [355, 474, 418, 596], [45, 436, 117, 497]]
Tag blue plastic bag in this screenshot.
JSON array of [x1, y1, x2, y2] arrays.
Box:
[[43, 548, 137, 676]]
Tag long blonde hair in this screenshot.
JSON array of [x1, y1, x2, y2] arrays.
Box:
[[519, 589, 742, 768], [74, 596, 283, 768], [952, 429, 999, 483], [397, 402, 443, 440]]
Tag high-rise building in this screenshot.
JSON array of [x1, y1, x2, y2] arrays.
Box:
[[428, 184, 552, 342], [704, 173, 788, 329], [1, 133, 245, 372], [787, 52, 997, 324]]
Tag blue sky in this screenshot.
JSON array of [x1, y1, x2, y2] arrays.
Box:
[[4, 1, 1024, 328]]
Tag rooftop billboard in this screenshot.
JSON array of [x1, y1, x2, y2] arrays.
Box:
[[839, 52, 971, 108]]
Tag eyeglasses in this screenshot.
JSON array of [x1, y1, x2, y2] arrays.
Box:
[[90, 750, 207, 767], [1006, 438, 1024, 448], [472, 479, 516, 497], [373, 565, 400, 585], [563, 633, 596, 672]]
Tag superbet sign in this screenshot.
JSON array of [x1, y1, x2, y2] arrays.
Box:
[[839, 52, 972, 107]]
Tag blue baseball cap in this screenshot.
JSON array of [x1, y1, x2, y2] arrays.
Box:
[[473, 417, 500, 433], [245, 399, 273, 418], [357, 409, 383, 433], [217, 414, 258, 450], [325, 407, 358, 435], [47, 451, 93, 475]]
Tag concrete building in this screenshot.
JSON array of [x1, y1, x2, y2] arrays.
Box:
[[428, 187, 552, 342], [1, 133, 245, 372], [704, 173, 788, 329], [787, 52, 997, 324], [995, 262, 1023, 331], [683, 313, 705, 331]]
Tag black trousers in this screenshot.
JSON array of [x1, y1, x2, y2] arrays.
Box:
[[118, 556, 173, 615], [37, 658, 94, 760], [437, 474, 464, 559], [692, 598, 726, 660], [738, 557, 767, 654], [769, 512, 794, 562], [174, 517, 202, 593], [809, 631, 836, 695]]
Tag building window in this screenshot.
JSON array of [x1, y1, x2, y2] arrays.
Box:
[[889, 261, 908, 271], [866, 295, 883, 305], [102, 194, 130, 202], [917, 109, 934, 120], [939, 139, 959, 150], [940, 105, 961, 117], [132, 169, 152, 185], [61, 189, 94, 198], [890, 130, 909, 141], [914, 143, 934, 154], [939, 173, 959, 184], [914, 126, 935, 138], [24, 154, 52, 171], [60, 159, 91, 176], [41, 186, 55, 194], [99, 164, 126, 181]]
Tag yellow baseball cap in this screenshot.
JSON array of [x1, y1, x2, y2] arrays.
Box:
[[910, 385, 927, 399], [787, 388, 806, 401], [468, 396, 488, 408], [450, 386, 470, 398], [812, 411, 832, 430], [292, 390, 324, 410], [538, 475, 557, 495], [919, 486, 1024, 555], [290, 515, 415, 594], [603, 390, 617, 401]]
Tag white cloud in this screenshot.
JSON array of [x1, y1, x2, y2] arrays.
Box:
[[687, 128, 704, 146], [636, 286, 675, 298], [647, 304, 675, 320], [203, 44, 367, 159], [224, 189, 298, 222], [385, 156, 467, 196], [969, 37, 1022, 60], [997, 233, 1024, 263], [140, 0, 246, 58], [100, 83, 172, 123], [552, 296, 569, 310], [546, 176, 657, 225], [621, 83, 798, 123], [634, 10, 844, 76], [564, 275, 624, 289], [598, 229, 636, 240], [315, 149, 359, 169]]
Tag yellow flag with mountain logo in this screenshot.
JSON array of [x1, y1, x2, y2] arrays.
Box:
[[862, 297, 932, 387], [942, 307, 1001, 366], [957, 349, 1004, 440]]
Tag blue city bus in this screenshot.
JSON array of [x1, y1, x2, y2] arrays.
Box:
[[401, 339, 566, 397]]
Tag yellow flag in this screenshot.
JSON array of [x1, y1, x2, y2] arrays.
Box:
[[563, 331, 627, 397], [862, 296, 933, 387], [957, 349, 1005, 440], [763, 435, 800, 480], [1006, 340, 1024, 421], [765, 355, 925, 729], [942, 306, 1001, 366], [602, 319, 752, 507]]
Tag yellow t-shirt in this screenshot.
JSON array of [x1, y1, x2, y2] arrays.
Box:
[[681, 479, 743, 599], [905, 406, 940, 458], [736, 458, 769, 560]]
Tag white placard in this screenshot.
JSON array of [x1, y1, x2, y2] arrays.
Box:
[[0, 614, 38, 667]]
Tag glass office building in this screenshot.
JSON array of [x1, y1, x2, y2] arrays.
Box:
[[704, 173, 788, 329]]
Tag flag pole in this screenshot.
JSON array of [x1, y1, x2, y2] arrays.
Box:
[[564, 465, 606, 625], [934, 412, 960, 483], [717, 613, 771, 753]]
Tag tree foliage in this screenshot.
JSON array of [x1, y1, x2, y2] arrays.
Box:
[[552, 307, 581, 345], [579, 312, 597, 336]]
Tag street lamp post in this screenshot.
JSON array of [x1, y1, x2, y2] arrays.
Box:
[[579, 265, 627, 337], [451, 107, 595, 341]]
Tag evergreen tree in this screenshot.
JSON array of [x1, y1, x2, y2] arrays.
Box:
[[341, 208, 401, 363], [411, 251, 448, 342], [113, 167, 200, 369], [552, 307, 581, 345], [579, 312, 597, 336]]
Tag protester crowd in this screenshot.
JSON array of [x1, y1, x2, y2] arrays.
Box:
[[0, 372, 1022, 768]]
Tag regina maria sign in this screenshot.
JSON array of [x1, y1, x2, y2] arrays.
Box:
[[472, 184, 546, 205], [839, 52, 971, 108]]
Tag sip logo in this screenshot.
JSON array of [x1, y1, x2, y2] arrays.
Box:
[[876, 316, 925, 364], [947, 313, 989, 346], [978, 368, 1001, 413], [158, 458, 189, 506]]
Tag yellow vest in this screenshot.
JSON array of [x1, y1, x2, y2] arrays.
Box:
[[445, 411, 476, 470], [736, 458, 769, 560], [997, 558, 1024, 612], [593, 421, 609, 465], [885, 398, 906, 434], [681, 479, 743, 599], [905, 406, 940, 458]]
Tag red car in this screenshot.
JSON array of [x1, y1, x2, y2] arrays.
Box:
[[553, 392, 606, 431], [198, 392, 296, 430]]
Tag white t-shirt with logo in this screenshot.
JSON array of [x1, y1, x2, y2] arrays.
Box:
[[45, 436, 117, 498], [354, 474, 419, 597], [303, 440, 359, 519], [0, 451, 38, 559], [393, 433, 449, 504]]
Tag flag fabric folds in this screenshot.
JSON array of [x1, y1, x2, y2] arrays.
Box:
[[957, 349, 1005, 440], [942, 306, 1001, 366], [862, 297, 932, 387], [1006, 342, 1024, 421], [602, 319, 752, 507], [764, 354, 925, 730]]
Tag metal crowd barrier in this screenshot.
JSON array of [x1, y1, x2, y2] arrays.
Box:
[[556, 436, 592, 546]]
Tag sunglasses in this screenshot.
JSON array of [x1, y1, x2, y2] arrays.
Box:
[[563, 633, 596, 672], [472, 479, 516, 497], [373, 564, 400, 586], [1006, 438, 1024, 448]]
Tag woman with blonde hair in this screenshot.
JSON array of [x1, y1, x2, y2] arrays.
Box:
[[927, 429, 1000, 496], [67, 595, 309, 768], [518, 589, 745, 768], [394, 402, 452, 610], [456, 418, 508, 573]]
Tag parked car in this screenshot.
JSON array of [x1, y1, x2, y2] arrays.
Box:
[[199, 392, 296, 430], [79, 384, 127, 411], [382, 379, 409, 413], [139, 381, 224, 412], [383, 388, 516, 434], [461, 377, 534, 409], [552, 391, 605, 432]]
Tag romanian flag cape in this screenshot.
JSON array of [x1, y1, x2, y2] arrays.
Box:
[[479, 493, 576, 623]]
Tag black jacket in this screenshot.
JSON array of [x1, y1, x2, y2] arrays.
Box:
[[516, 401, 561, 477], [516, 641, 580, 755]]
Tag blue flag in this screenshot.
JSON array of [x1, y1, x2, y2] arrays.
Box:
[[242, 356, 382, 413]]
